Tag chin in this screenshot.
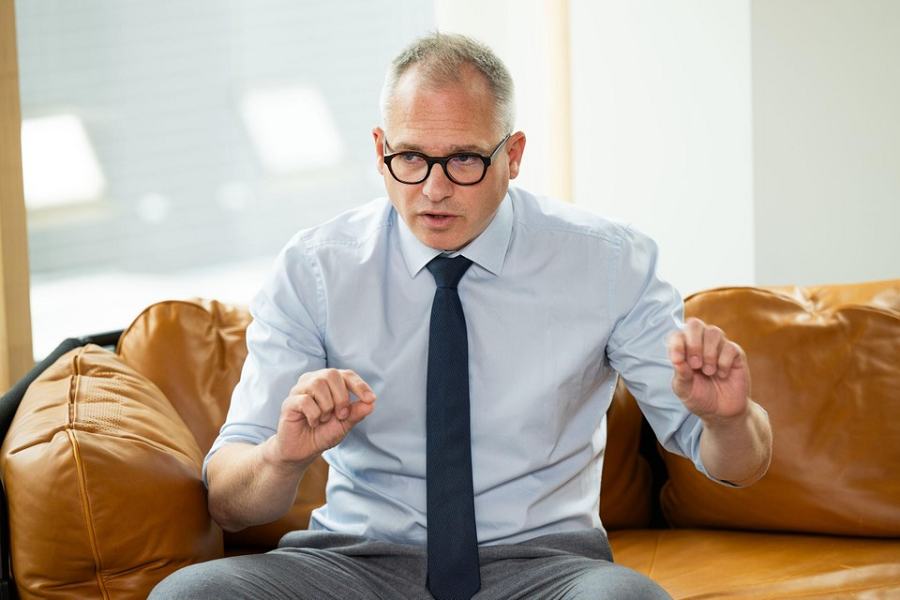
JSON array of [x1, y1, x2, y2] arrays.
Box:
[[422, 233, 463, 252]]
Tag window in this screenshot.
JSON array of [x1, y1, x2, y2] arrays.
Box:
[[16, 1, 434, 357]]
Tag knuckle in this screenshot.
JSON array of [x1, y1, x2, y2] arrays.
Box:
[[297, 369, 330, 391], [310, 378, 330, 394], [343, 370, 364, 388]]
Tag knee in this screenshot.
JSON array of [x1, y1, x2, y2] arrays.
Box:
[[149, 561, 234, 599], [569, 565, 672, 600]]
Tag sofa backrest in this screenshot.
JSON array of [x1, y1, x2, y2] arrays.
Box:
[[13, 277, 891, 597], [115, 299, 329, 550], [117, 299, 250, 452], [660, 279, 900, 537], [113, 298, 652, 537], [599, 378, 653, 530]]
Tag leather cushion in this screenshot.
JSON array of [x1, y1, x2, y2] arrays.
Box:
[[599, 378, 652, 530], [117, 299, 251, 453], [610, 529, 900, 598], [116, 299, 327, 549], [661, 280, 900, 536], [0, 345, 222, 599]]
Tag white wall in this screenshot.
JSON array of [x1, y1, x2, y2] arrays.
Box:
[[752, 0, 900, 286], [438, 1, 899, 293], [433, 0, 568, 200], [570, 0, 755, 296]]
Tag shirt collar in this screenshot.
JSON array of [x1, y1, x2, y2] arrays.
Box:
[[396, 192, 514, 278]]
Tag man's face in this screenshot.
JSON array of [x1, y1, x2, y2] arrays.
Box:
[[373, 67, 525, 251]]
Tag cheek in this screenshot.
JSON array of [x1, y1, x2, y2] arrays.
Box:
[[386, 183, 417, 215], [470, 192, 503, 226]]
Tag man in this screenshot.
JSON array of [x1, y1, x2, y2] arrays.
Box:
[[153, 33, 772, 599]]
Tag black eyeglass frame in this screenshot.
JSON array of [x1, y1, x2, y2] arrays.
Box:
[[382, 133, 512, 186]]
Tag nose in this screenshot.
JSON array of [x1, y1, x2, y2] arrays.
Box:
[[422, 162, 453, 202]]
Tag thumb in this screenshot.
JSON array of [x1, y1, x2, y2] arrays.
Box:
[[345, 397, 376, 427]]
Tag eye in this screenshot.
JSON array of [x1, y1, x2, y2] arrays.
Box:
[[399, 152, 424, 164], [450, 153, 481, 166]]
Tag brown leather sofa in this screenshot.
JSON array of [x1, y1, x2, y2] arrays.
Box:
[[1, 279, 898, 599]]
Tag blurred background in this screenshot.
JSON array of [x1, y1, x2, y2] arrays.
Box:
[[6, 0, 900, 360]]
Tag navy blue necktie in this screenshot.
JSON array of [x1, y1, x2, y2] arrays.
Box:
[[425, 256, 480, 600]]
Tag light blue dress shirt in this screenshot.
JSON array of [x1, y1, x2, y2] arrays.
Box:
[[206, 186, 709, 546]]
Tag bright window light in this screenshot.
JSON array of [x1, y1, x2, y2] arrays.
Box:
[[241, 86, 344, 174], [21, 114, 106, 210]]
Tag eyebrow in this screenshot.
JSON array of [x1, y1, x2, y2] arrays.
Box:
[[386, 138, 488, 155]]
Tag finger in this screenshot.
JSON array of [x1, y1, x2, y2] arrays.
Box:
[[340, 370, 377, 404], [666, 330, 688, 365], [322, 369, 351, 421], [345, 393, 376, 426], [667, 331, 694, 397], [280, 394, 307, 422], [307, 378, 336, 423], [702, 326, 725, 377], [289, 393, 322, 428], [716, 341, 742, 379], [671, 359, 695, 399], [683, 318, 705, 370]]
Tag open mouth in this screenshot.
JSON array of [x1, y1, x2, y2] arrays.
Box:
[[421, 213, 457, 227]]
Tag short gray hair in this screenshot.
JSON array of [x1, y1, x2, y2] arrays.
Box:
[[380, 32, 515, 136]]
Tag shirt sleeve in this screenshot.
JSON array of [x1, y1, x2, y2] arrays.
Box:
[[605, 226, 712, 478], [202, 233, 327, 485]]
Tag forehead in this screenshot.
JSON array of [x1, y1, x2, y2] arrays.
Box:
[[385, 67, 499, 151]]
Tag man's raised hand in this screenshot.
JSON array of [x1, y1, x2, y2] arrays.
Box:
[[267, 369, 376, 468], [666, 317, 751, 421]]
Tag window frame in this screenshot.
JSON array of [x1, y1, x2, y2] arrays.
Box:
[[0, 0, 35, 389]]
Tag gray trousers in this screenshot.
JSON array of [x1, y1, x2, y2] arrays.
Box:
[[150, 529, 671, 599]]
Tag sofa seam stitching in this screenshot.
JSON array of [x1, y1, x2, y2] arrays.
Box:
[[68, 350, 111, 600]]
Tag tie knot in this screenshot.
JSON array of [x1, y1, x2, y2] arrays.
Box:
[[427, 256, 473, 289]]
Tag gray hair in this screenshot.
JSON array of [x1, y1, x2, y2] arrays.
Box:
[[379, 32, 516, 135]]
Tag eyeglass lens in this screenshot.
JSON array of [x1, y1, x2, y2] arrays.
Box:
[[390, 153, 485, 184]]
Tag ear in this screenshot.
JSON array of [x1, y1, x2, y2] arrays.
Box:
[[373, 127, 386, 175], [506, 131, 526, 180]]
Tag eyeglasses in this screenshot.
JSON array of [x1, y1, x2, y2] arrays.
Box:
[[382, 133, 511, 186]]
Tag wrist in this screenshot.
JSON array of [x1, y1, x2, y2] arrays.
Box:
[[700, 399, 754, 430], [698, 400, 773, 486], [260, 436, 316, 476]]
